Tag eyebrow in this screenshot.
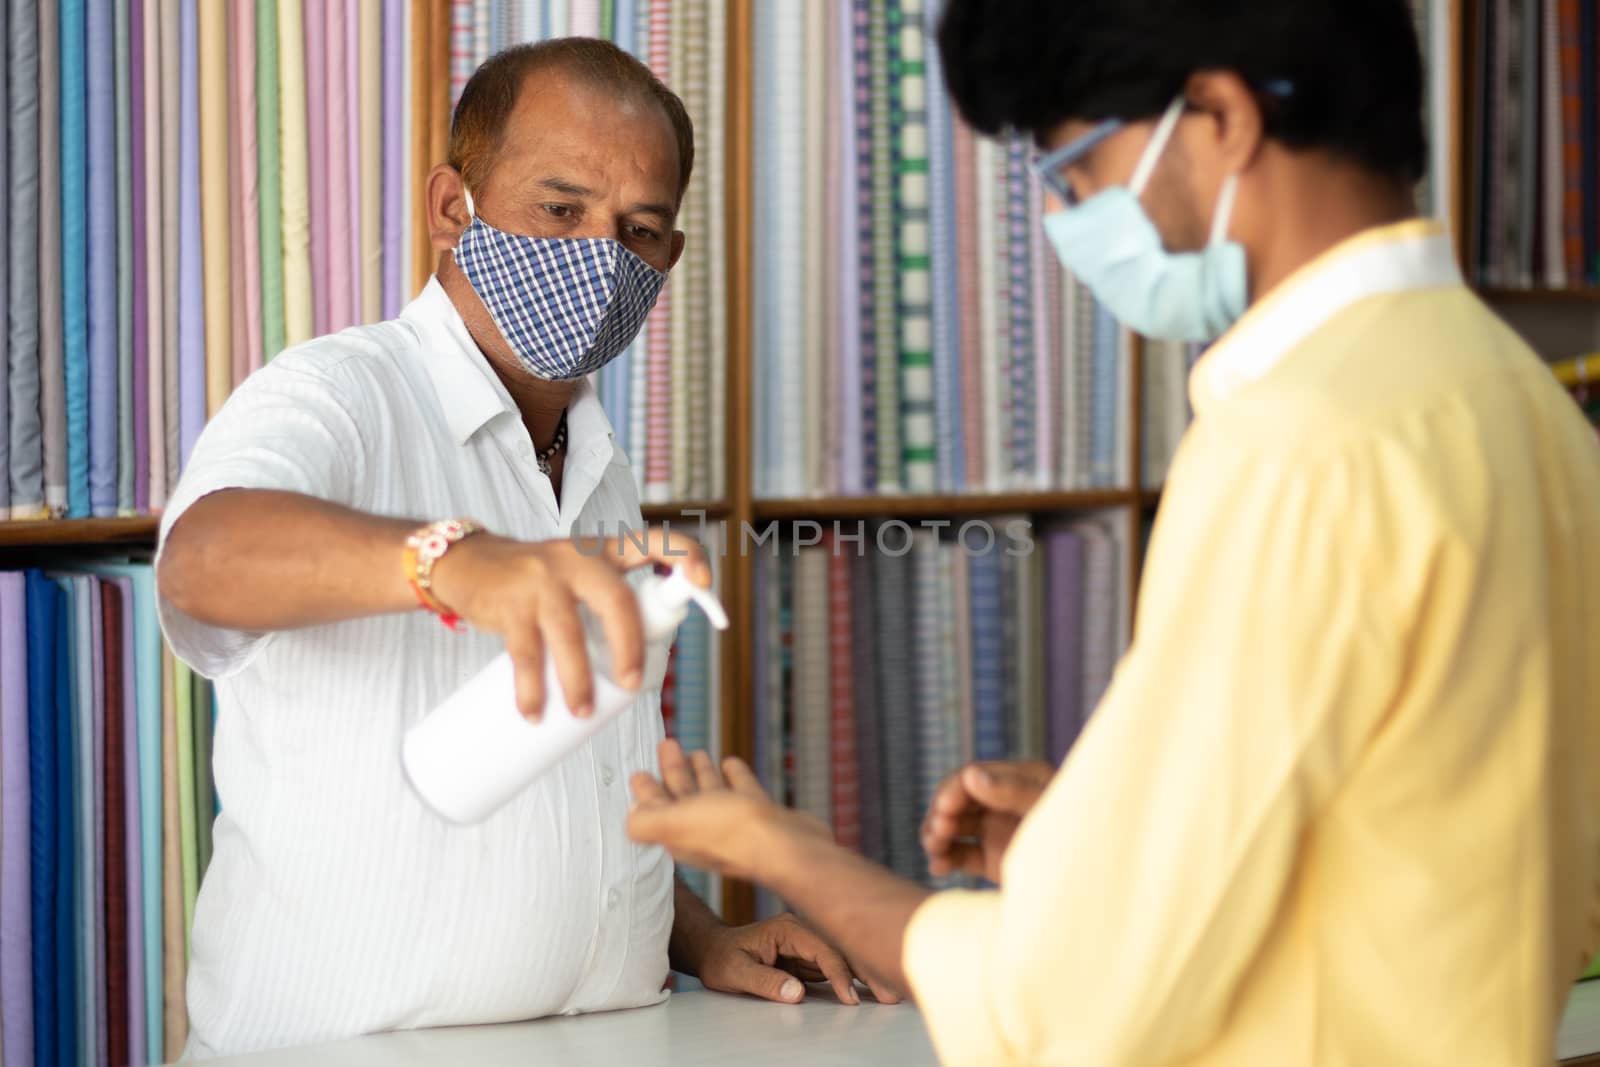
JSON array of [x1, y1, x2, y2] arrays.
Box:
[[530, 177, 676, 225]]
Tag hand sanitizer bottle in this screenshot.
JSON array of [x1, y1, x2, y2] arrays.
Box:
[[402, 567, 730, 824]]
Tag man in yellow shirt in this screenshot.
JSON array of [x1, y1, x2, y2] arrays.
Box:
[[627, 1, 1600, 1064]]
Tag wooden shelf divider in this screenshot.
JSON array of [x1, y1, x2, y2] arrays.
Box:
[[0, 517, 160, 549], [751, 489, 1136, 522], [1479, 287, 1600, 306]]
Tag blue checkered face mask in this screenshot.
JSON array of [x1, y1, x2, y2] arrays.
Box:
[[453, 190, 668, 380]]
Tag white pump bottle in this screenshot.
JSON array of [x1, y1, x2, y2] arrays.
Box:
[[402, 567, 729, 824]]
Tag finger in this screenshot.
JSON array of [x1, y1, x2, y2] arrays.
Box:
[[929, 773, 975, 817], [721, 757, 769, 799], [628, 771, 672, 810], [658, 739, 699, 798], [716, 956, 805, 1005], [607, 526, 714, 588], [861, 975, 903, 1005], [689, 749, 726, 792], [567, 561, 647, 692], [797, 940, 859, 1006], [962, 763, 1049, 816], [503, 629, 547, 722], [928, 841, 987, 880], [538, 584, 595, 717]]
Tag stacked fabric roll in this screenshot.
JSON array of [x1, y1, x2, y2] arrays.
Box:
[[750, 515, 1130, 911], [0, 566, 217, 1065], [1464, 0, 1600, 288], [750, 0, 1133, 500], [0, 0, 726, 524]]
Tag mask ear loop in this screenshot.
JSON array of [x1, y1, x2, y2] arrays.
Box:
[[1129, 96, 1187, 198], [1209, 173, 1240, 247]]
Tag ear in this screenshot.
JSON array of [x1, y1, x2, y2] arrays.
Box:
[[426, 165, 473, 254], [667, 230, 687, 272], [1183, 70, 1266, 175]]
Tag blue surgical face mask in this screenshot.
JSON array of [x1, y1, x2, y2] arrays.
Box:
[[1041, 97, 1248, 343], [452, 190, 668, 380]]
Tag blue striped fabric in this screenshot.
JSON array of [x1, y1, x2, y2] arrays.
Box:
[[923, 0, 963, 493], [873, 540, 918, 880], [1005, 138, 1035, 486], [672, 612, 709, 756], [452, 223, 666, 381], [868, 0, 898, 490], [968, 547, 1006, 760], [910, 532, 944, 870], [853, 0, 878, 491]]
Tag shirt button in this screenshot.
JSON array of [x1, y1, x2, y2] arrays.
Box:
[[601, 765, 615, 786], [606, 888, 620, 910]]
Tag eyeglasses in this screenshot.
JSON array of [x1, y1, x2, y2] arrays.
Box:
[[1029, 118, 1122, 209], [1031, 80, 1294, 209]]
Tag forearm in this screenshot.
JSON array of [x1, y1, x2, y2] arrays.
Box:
[[158, 488, 421, 631], [761, 832, 931, 996], [668, 875, 727, 977]]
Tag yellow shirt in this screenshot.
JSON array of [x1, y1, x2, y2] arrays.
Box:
[[904, 220, 1600, 1066]]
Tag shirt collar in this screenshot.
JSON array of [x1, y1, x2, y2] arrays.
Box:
[[399, 276, 616, 460], [1190, 219, 1462, 413]]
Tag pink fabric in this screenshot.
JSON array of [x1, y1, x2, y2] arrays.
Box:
[[344, 0, 362, 324], [303, 0, 329, 335]]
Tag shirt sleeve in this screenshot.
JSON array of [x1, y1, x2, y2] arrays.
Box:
[[903, 419, 1415, 1066], [156, 348, 373, 680]]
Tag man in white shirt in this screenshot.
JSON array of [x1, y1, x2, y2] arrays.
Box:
[[157, 39, 882, 1059]]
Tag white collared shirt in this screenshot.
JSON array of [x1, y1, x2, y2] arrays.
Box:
[[157, 278, 674, 1058]]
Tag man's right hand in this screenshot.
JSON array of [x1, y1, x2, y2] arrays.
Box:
[[920, 760, 1055, 884], [428, 527, 710, 721]]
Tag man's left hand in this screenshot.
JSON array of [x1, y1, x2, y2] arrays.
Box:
[[695, 913, 900, 1006]]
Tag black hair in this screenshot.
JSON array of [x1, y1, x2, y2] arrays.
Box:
[[936, 0, 1428, 183]]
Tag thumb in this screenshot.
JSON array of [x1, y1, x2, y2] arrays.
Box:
[[962, 764, 1044, 816], [717, 954, 806, 1004]]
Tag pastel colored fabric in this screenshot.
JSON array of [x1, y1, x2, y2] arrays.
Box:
[[88, 0, 121, 518], [1, 573, 33, 1067], [8, 0, 44, 516], [62, 0, 91, 518]]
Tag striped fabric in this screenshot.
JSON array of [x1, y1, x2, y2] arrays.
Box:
[[448, 0, 474, 106], [848, 549, 886, 865], [1005, 137, 1034, 486], [896, 0, 935, 493], [853, 0, 878, 491], [923, 0, 962, 493], [968, 547, 1005, 761], [910, 530, 944, 866], [874, 541, 918, 880], [791, 546, 831, 827], [868, 0, 898, 490], [826, 540, 862, 852], [451, 225, 666, 380], [641, 0, 672, 500]]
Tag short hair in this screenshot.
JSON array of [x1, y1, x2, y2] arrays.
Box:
[[936, 0, 1428, 184], [447, 38, 696, 205]]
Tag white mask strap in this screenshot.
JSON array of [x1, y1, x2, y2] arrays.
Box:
[[1209, 173, 1240, 246], [463, 188, 477, 220], [1129, 96, 1187, 198]]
